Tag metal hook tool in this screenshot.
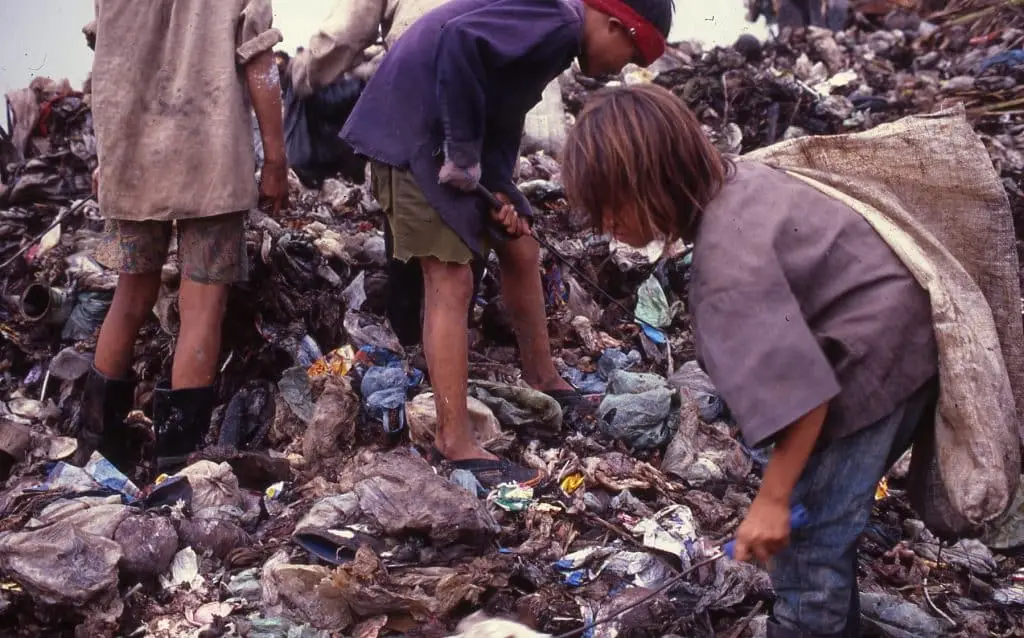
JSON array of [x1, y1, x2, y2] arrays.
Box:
[[474, 184, 656, 330]]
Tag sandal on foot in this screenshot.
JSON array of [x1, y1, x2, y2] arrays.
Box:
[[437, 453, 545, 490]]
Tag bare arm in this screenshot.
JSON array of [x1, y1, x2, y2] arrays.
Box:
[[733, 401, 827, 563], [245, 49, 288, 213], [291, 0, 386, 97]]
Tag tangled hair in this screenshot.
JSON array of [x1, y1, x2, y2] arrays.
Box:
[[561, 84, 732, 244]]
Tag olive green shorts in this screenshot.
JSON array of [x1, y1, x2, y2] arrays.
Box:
[[370, 162, 485, 264]]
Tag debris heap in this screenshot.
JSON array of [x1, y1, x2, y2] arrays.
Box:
[[0, 3, 1022, 637]]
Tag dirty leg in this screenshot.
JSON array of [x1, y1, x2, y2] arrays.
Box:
[[494, 235, 573, 393], [94, 272, 162, 378], [172, 279, 229, 389], [421, 257, 495, 462]]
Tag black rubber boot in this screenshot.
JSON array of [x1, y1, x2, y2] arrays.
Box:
[[73, 366, 137, 471], [152, 381, 216, 471]]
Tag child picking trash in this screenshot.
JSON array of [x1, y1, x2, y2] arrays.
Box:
[[340, 0, 675, 488], [80, 0, 288, 477], [561, 83, 942, 637]]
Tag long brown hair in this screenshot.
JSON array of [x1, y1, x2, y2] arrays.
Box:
[[561, 84, 732, 244]]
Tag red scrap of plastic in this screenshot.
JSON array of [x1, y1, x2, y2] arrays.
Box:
[[969, 32, 1001, 46], [36, 98, 58, 137]]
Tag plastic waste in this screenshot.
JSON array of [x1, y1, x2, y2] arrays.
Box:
[[634, 274, 671, 329], [451, 469, 487, 498], [262, 562, 353, 629], [47, 346, 93, 381], [469, 381, 562, 435], [348, 449, 500, 544], [860, 592, 954, 638], [662, 403, 752, 485], [302, 375, 358, 470], [218, 381, 276, 449], [633, 504, 699, 566], [343, 309, 404, 356], [61, 291, 113, 341], [161, 547, 203, 590], [667, 361, 727, 423], [278, 366, 315, 424], [0, 521, 122, 606], [227, 568, 263, 603], [36, 451, 141, 500], [597, 551, 674, 588], [28, 494, 131, 539], [488, 483, 535, 512], [360, 366, 410, 434], [448, 611, 551, 637], [178, 518, 253, 560], [407, 392, 504, 451], [291, 493, 369, 565], [597, 349, 643, 381], [598, 373, 679, 450], [115, 515, 179, 579]]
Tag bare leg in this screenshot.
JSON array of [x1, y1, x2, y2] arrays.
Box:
[[94, 272, 162, 378], [172, 279, 229, 389], [422, 257, 496, 461], [494, 235, 573, 392]]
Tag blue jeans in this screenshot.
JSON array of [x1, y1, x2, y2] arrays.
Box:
[[770, 379, 936, 636]]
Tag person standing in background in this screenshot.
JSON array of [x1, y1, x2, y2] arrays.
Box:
[[78, 0, 289, 478], [748, 0, 849, 30]]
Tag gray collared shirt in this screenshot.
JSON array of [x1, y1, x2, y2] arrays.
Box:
[[690, 161, 938, 446]]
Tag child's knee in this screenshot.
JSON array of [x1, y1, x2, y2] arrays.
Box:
[[113, 272, 161, 320], [422, 259, 474, 299]]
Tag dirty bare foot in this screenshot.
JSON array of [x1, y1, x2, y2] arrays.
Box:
[[434, 436, 498, 463]]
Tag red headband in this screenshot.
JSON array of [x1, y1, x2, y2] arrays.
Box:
[[583, 0, 666, 65]]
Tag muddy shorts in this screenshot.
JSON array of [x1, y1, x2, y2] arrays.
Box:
[[96, 212, 248, 285], [370, 162, 485, 265]]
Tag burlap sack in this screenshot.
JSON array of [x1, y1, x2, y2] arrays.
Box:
[[743, 105, 1023, 536]]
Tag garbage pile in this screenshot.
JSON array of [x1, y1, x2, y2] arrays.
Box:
[[0, 2, 1023, 637]]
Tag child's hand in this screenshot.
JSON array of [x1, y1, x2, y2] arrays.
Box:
[[490, 192, 531, 238], [439, 160, 481, 192], [259, 158, 289, 216], [733, 493, 791, 564], [91, 167, 99, 195]]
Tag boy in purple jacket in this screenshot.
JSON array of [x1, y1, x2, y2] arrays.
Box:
[[342, 0, 674, 486]]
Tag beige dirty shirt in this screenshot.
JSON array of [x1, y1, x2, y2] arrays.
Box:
[[91, 0, 282, 221], [290, 0, 448, 97]]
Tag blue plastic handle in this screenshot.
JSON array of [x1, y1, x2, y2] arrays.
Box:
[[722, 504, 810, 560]]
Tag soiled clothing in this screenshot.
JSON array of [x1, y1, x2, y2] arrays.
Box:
[[770, 378, 936, 634], [97, 213, 249, 285], [370, 162, 487, 265], [90, 0, 282, 222], [690, 161, 938, 447], [342, 0, 582, 257], [289, 0, 449, 97]]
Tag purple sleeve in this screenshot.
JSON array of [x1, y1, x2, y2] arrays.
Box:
[[693, 280, 841, 447], [435, 1, 578, 168]]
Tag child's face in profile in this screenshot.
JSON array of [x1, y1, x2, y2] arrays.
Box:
[[580, 15, 640, 77], [602, 205, 659, 247]]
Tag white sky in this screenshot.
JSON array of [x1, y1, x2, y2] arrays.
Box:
[[0, 0, 767, 96]]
